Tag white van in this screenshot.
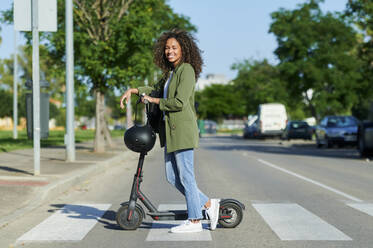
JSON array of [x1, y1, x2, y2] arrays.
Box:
[[257, 103, 287, 136]]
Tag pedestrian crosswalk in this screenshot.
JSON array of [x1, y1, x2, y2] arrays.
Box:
[[15, 202, 373, 243], [252, 203, 351, 240]]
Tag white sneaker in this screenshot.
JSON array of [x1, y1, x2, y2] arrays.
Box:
[[170, 220, 203, 233], [206, 199, 220, 230]]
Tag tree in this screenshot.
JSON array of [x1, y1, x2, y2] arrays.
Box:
[[0, 58, 13, 89], [196, 83, 246, 121], [270, 0, 362, 121], [1, 0, 195, 152], [345, 0, 373, 120], [0, 89, 12, 117], [231, 59, 289, 117], [0, 45, 66, 124]]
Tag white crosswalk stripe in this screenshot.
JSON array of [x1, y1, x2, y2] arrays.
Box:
[[347, 203, 373, 217], [17, 204, 111, 242], [252, 203, 352, 241]]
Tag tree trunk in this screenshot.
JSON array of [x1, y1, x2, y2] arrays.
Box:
[[94, 90, 113, 153], [303, 90, 319, 122]]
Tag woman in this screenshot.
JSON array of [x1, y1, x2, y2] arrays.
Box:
[[119, 29, 219, 233]]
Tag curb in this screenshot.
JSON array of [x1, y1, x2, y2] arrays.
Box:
[[0, 149, 133, 229]]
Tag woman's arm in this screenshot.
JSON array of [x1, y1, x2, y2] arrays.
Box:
[[120, 85, 159, 109], [119, 88, 139, 109]]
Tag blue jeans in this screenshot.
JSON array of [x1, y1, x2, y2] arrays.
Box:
[[164, 148, 209, 220]]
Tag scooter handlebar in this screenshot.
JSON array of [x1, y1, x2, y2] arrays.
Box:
[[137, 93, 149, 104]]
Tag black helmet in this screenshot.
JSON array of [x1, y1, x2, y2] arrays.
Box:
[[124, 124, 156, 153]]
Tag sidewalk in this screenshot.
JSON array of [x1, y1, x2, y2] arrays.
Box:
[[0, 137, 134, 229]]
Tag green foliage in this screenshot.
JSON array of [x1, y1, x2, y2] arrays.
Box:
[[0, 44, 66, 115], [0, 58, 14, 89], [345, 0, 373, 120], [346, 0, 373, 32], [0, 0, 195, 116], [269, 0, 362, 121], [0, 89, 12, 117], [0, 89, 26, 120], [75, 90, 95, 118], [37, 0, 196, 94], [231, 59, 289, 116], [196, 83, 246, 121]]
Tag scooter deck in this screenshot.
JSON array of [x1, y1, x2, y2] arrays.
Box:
[[147, 210, 188, 220], [147, 210, 210, 221]]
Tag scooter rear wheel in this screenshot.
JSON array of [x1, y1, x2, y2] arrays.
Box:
[[218, 201, 243, 228], [116, 202, 144, 230]]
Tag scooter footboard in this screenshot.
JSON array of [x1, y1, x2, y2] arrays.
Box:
[[147, 210, 188, 221]]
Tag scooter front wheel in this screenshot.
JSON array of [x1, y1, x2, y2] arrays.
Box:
[[116, 202, 144, 230], [218, 201, 243, 228]]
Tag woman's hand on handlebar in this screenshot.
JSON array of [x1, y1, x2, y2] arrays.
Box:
[[119, 88, 139, 109], [141, 94, 160, 105]]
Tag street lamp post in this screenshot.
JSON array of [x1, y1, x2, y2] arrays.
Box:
[[65, 0, 75, 161], [13, 30, 18, 139], [32, 0, 40, 175]]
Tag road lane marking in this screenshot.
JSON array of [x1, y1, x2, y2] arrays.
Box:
[[347, 203, 373, 217], [17, 204, 111, 242], [253, 203, 352, 241], [145, 204, 212, 241], [257, 158, 363, 203]]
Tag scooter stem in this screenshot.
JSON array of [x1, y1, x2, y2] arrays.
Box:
[[127, 152, 146, 221]]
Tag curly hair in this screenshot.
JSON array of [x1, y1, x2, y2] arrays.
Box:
[[153, 29, 203, 81]]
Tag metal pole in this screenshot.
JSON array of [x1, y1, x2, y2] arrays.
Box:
[[143, 79, 148, 123], [126, 96, 133, 128], [13, 30, 18, 139], [65, 0, 75, 161], [32, 0, 40, 175]]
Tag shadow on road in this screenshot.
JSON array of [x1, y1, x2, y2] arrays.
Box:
[[47, 204, 157, 231], [0, 165, 33, 175]]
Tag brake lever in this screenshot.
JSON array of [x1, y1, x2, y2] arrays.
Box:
[[140, 93, 149, 104]]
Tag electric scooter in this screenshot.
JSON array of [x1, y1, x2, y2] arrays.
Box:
[[116, 97, 245, 230]]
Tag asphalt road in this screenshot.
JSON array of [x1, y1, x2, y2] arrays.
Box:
[[2, 136, 373, 248]]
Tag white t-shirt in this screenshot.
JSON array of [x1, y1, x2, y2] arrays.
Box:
[[163, 71, 173, 120]]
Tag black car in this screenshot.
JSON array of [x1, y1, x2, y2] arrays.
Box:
[[358, 102, 373, 157], [204, 120, 217, 134], [315, 115, 359, 148], [243, 118, 259, 139], [359, 121, 373, 157], [282, 121, 313, 140]]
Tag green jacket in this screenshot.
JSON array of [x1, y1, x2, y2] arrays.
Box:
[[137, 63, 199, 153]]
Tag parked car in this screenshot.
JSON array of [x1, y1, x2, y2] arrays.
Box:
[[358, 103, 373, 157], [114, 124, 126, 130], [243, 117, 259, 139], [358, 121, 373, 157], [204, 120, 217, 134], [282, 121, 313, 140], [257, 103, 287, 137], [315, 116, 359, 148]]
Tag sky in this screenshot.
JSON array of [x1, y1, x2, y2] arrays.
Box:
[[0, 0, 347, 80]]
